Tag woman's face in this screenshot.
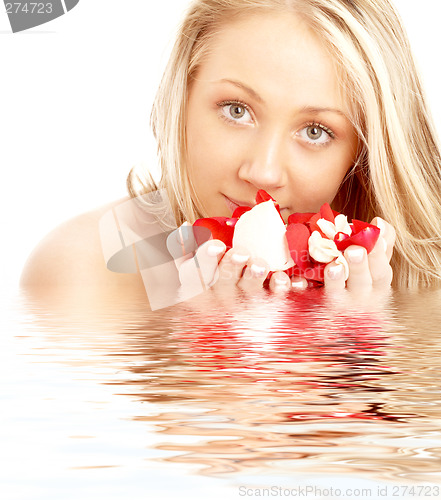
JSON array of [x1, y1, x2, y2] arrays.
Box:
[[186, 11, 358, 221]]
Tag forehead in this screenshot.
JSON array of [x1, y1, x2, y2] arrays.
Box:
[[194, 11, 349, 113]]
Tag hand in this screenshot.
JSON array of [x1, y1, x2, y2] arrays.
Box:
[[173, 217, 395, 299], [211, 244, 295, 293], [323, 216, 395, 291], [175, 238, 294, 297]]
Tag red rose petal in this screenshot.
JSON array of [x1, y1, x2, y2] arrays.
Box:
[[334, 231, 350, 245], [193, 217, 236, 248], [292, 263, 326, 283], [319, 203, 335, 223], [351, 219, 369, 232], [255, 190, 275, 204], [286, 223, 311, 270], [308, 213, 328, 237], [303, 263, 326, 283], [232, 206, 251, 218], [288, 212, 315, 224], [309, 213, 322, 225], [335, 222, 380, 253]]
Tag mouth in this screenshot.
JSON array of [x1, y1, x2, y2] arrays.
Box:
[[223, 195, 288, 216]]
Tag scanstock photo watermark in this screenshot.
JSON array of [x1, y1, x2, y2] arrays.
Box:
[[3, 0, 79, 32], [238, 484, 441, 498]]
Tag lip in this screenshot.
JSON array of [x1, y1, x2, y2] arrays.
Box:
[[223, 195, 255, 214], [223, 194, 288, 216]]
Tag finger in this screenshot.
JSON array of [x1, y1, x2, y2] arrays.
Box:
[[344, 245, 373, 290], [268, 271, 291, 292], [367, 235, 393, 287], [237, 257, 269, 292], [324, 261, 346, 290], [371, 217, 395, 262], [214, 247, 250, 288], [194, 240, 227, 287], [290, 276, 309, 290], [177, 239, 225, 296], [166, 222, 200, 270]]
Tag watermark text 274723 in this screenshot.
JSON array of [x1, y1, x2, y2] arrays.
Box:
[[5, 2, 53, 14], [3, 0, 79, 32]]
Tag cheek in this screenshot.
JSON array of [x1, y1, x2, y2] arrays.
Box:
[[186, 111, 210, 170], [186, 111, 244, 179], [323, 156, 353, 193], [324, 135, 357, 181], [320, 149, 355, 200], [291, 149, 354, 209]]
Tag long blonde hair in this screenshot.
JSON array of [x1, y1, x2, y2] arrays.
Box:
[[127, 0, 441, 287]]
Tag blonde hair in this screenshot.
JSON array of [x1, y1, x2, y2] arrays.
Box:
[[127, 0, 441, 287]]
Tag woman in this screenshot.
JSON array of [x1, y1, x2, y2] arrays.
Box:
[[21, 0, 441, 295]]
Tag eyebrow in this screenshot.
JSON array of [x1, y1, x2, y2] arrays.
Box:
[[216, 78, 264, 104], [215, 79, 349, 119], [299, 106, 348, 118]]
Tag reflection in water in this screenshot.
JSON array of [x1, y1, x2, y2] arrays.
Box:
[[7, 286, 441, 489]]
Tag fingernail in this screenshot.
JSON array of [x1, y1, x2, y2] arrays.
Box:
[[275, 277, 289, 286], [346, 247, 365, 264], [327, 263, 344, 280], [250, 263, 267, 277], [231, 253, 249, 265], [207, 244, 224, 257], [381, 236, 388, 253], [291, 277, 307, 289]]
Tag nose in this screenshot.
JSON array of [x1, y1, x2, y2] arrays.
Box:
[[238, 127, 289, 190]]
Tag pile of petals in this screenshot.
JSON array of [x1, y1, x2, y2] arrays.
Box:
[[193, 190, 380, 285], [193, 190, 277, 249]]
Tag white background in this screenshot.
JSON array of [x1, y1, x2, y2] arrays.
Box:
[[1, 0, 440, 291]]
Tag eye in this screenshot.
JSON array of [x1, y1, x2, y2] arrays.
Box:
[[298, 123, 335, 146], [229, 104, 247, 119], [218, 101, 253, 124]]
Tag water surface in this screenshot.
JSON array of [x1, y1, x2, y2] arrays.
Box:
[[2, 285, 441, 499]]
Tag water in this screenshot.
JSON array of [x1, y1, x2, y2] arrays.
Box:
[[2, 285, 441, 499]]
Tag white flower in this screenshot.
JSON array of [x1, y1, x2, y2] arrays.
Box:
[[317, 214, 352, 240], [308, 231, 341, 263]]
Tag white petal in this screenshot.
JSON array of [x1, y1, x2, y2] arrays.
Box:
[[232, 200, 293, 271], [317, 218, 337, 239], [334, 214, 352, 236], [308, 231, 340, 263]]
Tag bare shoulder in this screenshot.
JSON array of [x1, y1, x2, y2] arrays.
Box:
[[20, 198, 144, 289]]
